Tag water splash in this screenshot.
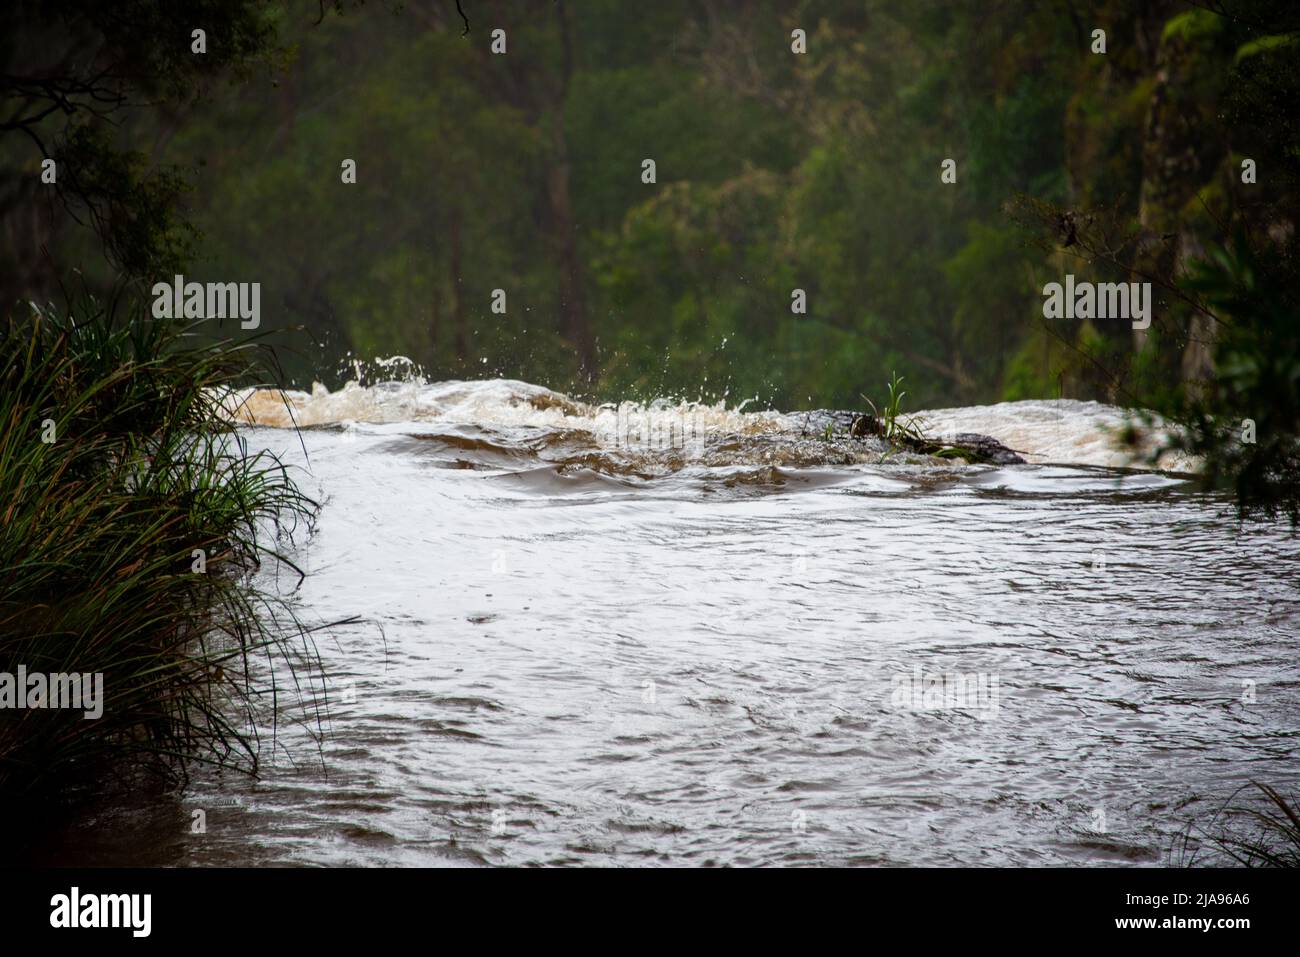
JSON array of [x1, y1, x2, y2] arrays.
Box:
[[227, 377, 1192, 472]]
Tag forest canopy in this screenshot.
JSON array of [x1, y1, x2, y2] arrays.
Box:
[[1, 0, 1297, 423]]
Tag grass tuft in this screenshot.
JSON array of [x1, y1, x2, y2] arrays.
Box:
[[0, 286, 337, 800], [1178, 781, 1300, 867]]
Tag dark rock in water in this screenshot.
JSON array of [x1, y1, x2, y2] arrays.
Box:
[[794, 410, 868, 436], [795, 410, 1025, 466], [937, 432, 1026, 465]]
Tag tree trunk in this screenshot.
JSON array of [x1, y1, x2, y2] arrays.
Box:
[[548, 122, 593, 379], [1133, 4, 1224, 373], [430, 243, 441, 366], [549, 0, 594, 381], [450, 205, 466, 363]]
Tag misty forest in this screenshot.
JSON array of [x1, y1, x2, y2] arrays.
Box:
[[1, 1, 1298, 870]]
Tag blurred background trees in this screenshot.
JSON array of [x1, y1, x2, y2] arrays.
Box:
[[2, 0, 1296, 421]]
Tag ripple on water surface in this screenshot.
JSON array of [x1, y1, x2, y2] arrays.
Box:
[[36, 382, 1296, 866]]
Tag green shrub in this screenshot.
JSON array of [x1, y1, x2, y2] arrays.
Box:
[[0, 287, 327, 799]]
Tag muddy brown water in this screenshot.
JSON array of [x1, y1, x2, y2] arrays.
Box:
[[26, 382, 1300, 866]]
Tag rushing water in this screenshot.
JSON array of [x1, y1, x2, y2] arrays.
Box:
[[34, 380, 1300, 866]]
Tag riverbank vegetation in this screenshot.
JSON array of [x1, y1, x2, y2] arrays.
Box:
[[1181, 782, 1300, 867], [0, 289, 324, 799]]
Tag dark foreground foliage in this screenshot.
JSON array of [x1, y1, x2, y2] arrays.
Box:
[[0, 290, 330, 799], [1181, 782, 1300, 867], [1158, 236, 1300, 524]]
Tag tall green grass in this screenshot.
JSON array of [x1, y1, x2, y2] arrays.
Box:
[[0, 288, 329, 799], [1178, 782, 1300, 867]]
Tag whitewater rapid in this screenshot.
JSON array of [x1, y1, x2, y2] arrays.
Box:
[[40, 377, 1296, 868], [227, 378, 1195, 472]]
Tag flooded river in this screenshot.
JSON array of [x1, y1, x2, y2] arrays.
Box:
[[32, 380, 1300, 866]]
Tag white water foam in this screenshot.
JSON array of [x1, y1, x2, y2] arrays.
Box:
[[919, 399, 1195, 471], [225, 379, 1193, 471]]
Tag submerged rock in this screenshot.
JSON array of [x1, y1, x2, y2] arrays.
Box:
[[930, 432, 1026, 466], [794, 410, 1026, 466]]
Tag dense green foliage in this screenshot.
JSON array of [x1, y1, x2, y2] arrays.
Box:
[[1154, 235, 1300, 522], [0, 0, 290, 287], [0, 291, 323, 798], [1, 0, 1297, 509]]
